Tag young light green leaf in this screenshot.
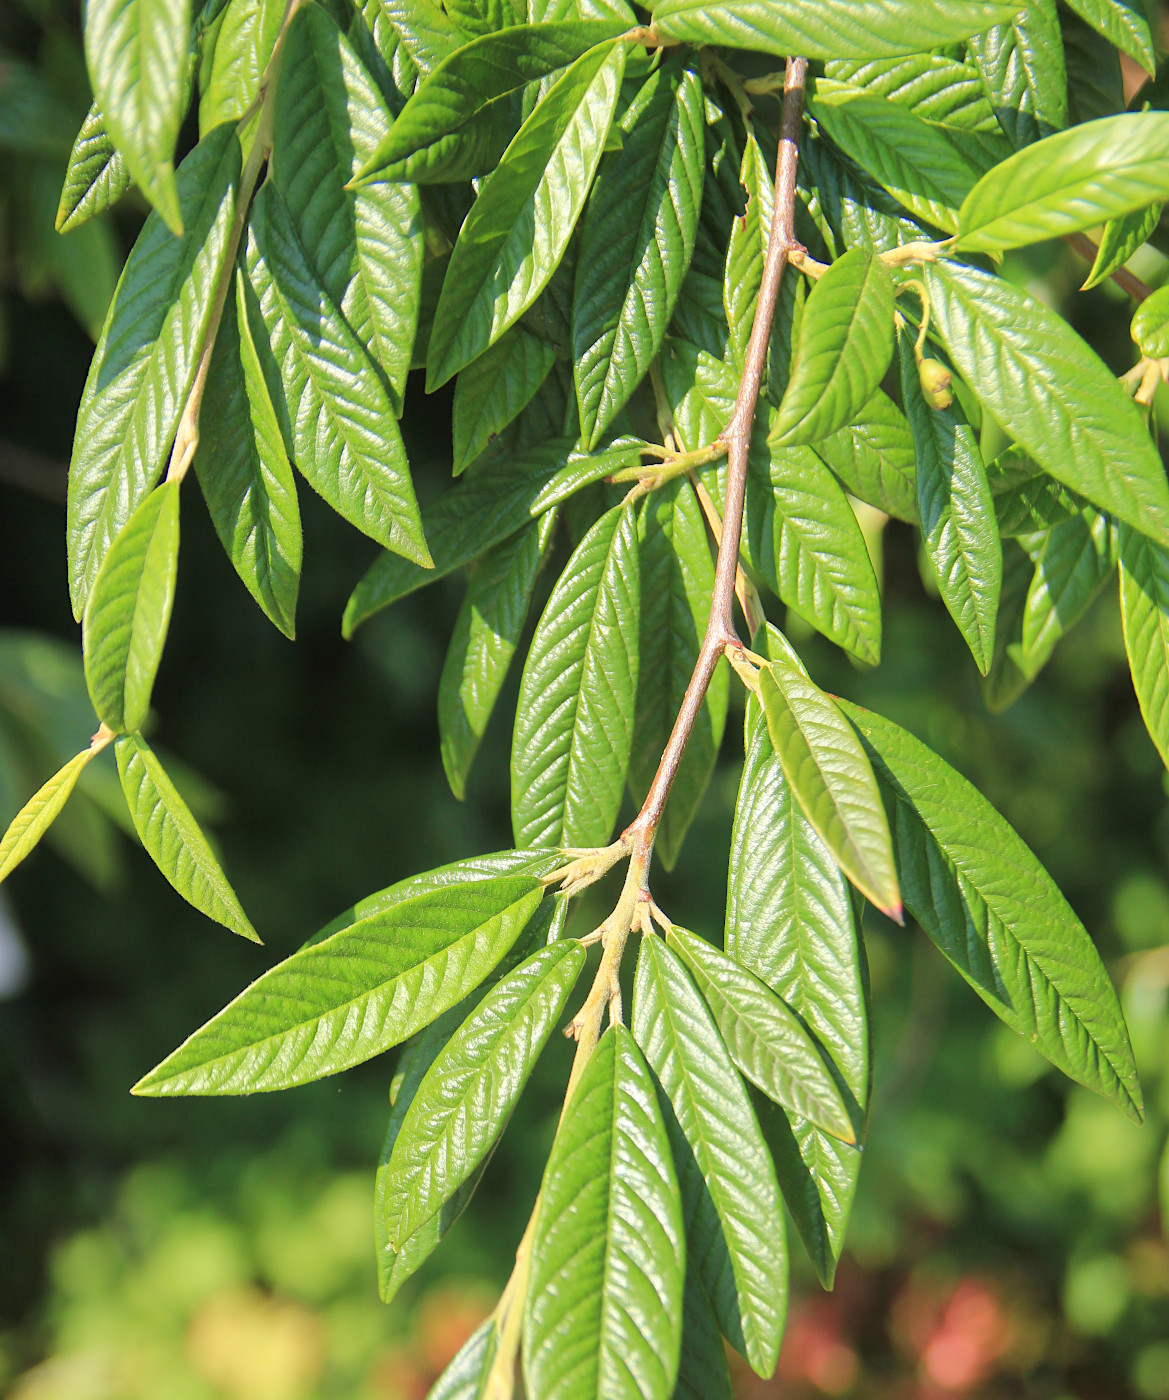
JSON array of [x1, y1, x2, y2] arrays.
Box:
[[440, 512, 555, 801], [632, 934, 787, 1377], [83, 480, 180, 733], [382, 942, 585, 1248], [512, 502, 639, 849], [426, 39, 626, 388], [770, 249, 894, 448], [813, 389, 918, 524], [132, 873, 546, 1093], [84, 0, 190, 232], [1119, 523, 1169, 771], [1063, 0, 1155, 75], [841, 699, 1143, 1121], [115, 732, 258, 942], [723, 130, 772, 370], [1131, 283, 1169, 359], [759, 640, 901, 917], [923, 260, 1169, 547], [67, 124, 239, 618], [957, 113, 1169, 251], [452, 326, 557, 475], [56, 103, 133, 233], [1083, 200, 1163, 290], [899, 332, 1001, 673], [1016, 505, 1116, 678], [968, 0, 1066, 149], [0, 746, 100, 884], [574, 51, 704, 446], [200, 0, 283, 135], [666, 926, 854, 1143]]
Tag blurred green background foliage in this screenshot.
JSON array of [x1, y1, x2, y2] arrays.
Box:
[[3, 2, 1169, 1397]]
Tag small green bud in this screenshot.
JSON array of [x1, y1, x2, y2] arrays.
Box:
[[918, 357, 953, 410]]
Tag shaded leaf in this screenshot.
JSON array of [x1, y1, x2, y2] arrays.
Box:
[[1119, 523, 1169, 771], [968, 0, 1066, 149], [813, 390, 918, 524], [1063, 0, 1155, 75], [452, 326, 557, 475], [1015, 505, 1116, 678]]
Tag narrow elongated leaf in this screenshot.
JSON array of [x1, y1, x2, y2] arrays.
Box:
[[246, 183, 429, 565], [133, 874, 545, 1094], [200, 0, 283, 133], [83, 481, 180, 733], [632, 935, 787, 1376], [1120, 524, 1169, 771], [574, 51, 704, 445], [899, 333, 1000, 672], [1017, 506, 1116, 677], [84, 0, 190, 231], [823, 53, 999, 132], [968, 0, 1066, 149], [512, 502, 639, 849], [674, 1268, 734, 1400], [383, 942, 585, 1248], [67, 124, 239, 618], [452, 326, 557, 475], [0, 748, 95, 883], [56, 103, 132, 233], [666, 926, 854, 1143], [372, 0, 472, 74], [924, 260, 1169, 547], [770, 249, 894, 448], [650, 0, 1025, 59], [723, 131, 772, 369], [841, 699, 1143, 1120], [813, 390, 918, 524], [524, 1023, 684, 1400], [1063, 0, 1155, 75], [760, 641, 900, 917], [115, 733, 258, 942], [1083, 200, 1163, 290], [426, 39, 626, 387], [957, 113, 1169, 251], [628, 478, 726, 869]]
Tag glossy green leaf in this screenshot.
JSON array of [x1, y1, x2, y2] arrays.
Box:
[[650, 0, 1024, 59], [115, 732, 258, 942], [440, 512, 555, 800], [372, 0, 472, 75], [1016, 505, 1116, 678], [899, 332, 1001, 673], [722, 131, 772, 370], [632, 934, 786, 1376], [574, 51, 704, 446], [1083, 199, 1163, 290], [452, 326, 557, 475], [383, 942, 585, 1248], [813, 389, 918, 524], [1119, 523, 1169, 771], [1063, 0, 1155, 75], [83, 481, 180, 733], [760, 640, 900, 917], [924, 260, 1169, 547], [1132, 283, 1169, 359], [133, 873, 545, 1094], [987, 448, 1080, 537], [426, 39, 626, 388], [84, 0, 190, 232], [628, 478, 726, 870], [530, 0, 636, 22], [196, 268, 302, 637], [674, 1268, 734, 1400], [343, 437, 640, 632], [968, 0, 1066, 149], [823, 53, 1000, 133], [0, 748, 95, 884], [245, 183, 429, 565], [841, 699, 1143, 1121], [200, 0, 282, 134], [67, 124, 239, 618], [56, 103, 133, 233], [512, 501, 639, 849], [957, 114, 1169, 251], [770, 249, 894, 448], [798, 125, 933, 256]]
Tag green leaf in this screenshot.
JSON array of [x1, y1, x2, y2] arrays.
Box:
[[524, 1023, 684, 1400], [924, 260, 1169, 546], [512, 501, 639, 849], [426, 39, 626, 387], [428, 1320, 496, 1400], [968, 0, 1066, 149], [530, 0, 636, 22], [195, 268, 302, 637], [1063, 4, 1124, 123], [628, 478, 726, 869], [957, 114, 1169, 251], [574, 52, 704, 446], [245, 183, 429, 565], [987, 448, 1080, 537], [67, 123, 239, 618], [452, 326, 557, 475], [982, 539, 1037, 711], [813, 390, 918, 524], [1131, 283, 1169, 359], [83, 480, 180, 733], [841, 699, 1144, 1121], [722, 131, 772, 370], [822, 53, 1000, 132], [1016, 505, 1116, 678], [632, 934, 786, 1376], [1083, 199, 1163, 290], [440, 512, 555, 800], [84, 0, 190, 232], [1063, 0, 1156, 75], [343, 437, 640, 632], [727, 696, 866, 1288], [898, 331, 1001, 673], [382, 941, 585, 1248], [770, 249, 894, 448], [674, 1269, 734, 1400], [371, 0, 472, 75], [272, 5, 423, 413], [759, 639, 901, 917], [0, 748, 96, 884], [666, 926, 854, 1143], [650, 0, 1025, 59], [1120, 523, 1169, 771], [132, 873, 545, 1093], [56, 103, 133, 233], [200, 0, 282, 135], [115, 732, 258, 942]]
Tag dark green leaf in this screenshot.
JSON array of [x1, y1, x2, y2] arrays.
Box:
[[452, 326, 557, 475], [673, 1268, 734, 1400], [56, 103, 133, 233], [968, 0, 1066, 149], [1119, 523, 1169, 771], [813, 390, 918, 524], [1015, 505, 1116, 678], [1063, 0, 1155, 75], [987, 447, 1080, 537]]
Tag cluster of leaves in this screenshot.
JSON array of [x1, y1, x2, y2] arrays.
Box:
[[4, 0, 1169, 1395]]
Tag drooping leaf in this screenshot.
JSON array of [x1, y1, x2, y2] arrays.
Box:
[[822, 53, 1000, 133], [1015, 505, 1116, 678], [841, 699, 1144, 1121], [132, 873, 546, 1093], [0, 747, 98, 884], [1063, 0, 1156, 75], [1083, 200, 1163, 290], [56, 103, 133, 233], [512, 501, 639, 849], [967, 0, 1066, 149], [452, 326, 557, 475], [67, 123, 239, 618], [200, 0, 282, 135], [673, 1267, 734, 1400], [1119, 523, 1169, 772], [115, 732, 258, 942], [813, 389, 918, 524], [83, 481, 180, 734], [723, 130, 773, 370]]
